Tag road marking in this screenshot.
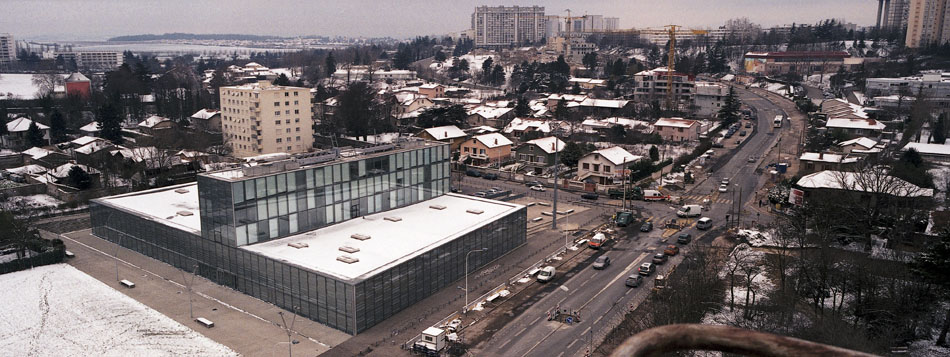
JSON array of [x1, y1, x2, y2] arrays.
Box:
[[498, 338, 513, 350], [625, 288, 633, 296], [581, 326, 591, 336], [579, 279, 589, 288], [557, 352, 565, 357], [560, 285, 570, 292], [594, 315, 604, 325], [579, 252, 650, 311], [557, 296, 567, 305], [567, 339, 579, 349], [531, 315, 542, 325], [516, 326, 528, 336]]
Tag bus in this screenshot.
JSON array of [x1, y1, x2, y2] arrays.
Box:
[[773, 115, 784, 128]]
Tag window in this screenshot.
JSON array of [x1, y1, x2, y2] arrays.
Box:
[[295, 127, 300, 132], [285, 101, 290, 106], [276, 138, 283, 143], [583, 163, 589, 170], [296, 136, 301, 141], [285, 110, 290, 115], [286, 128, 291, 133], [274, 102, 280, 106], [294, 100, 299, 105], [294, 91, 298, 96], [480, 149, 485, 155], [464, 147, 469, 152], [605, 166, 611, 173], [275, 111, 280, 116], [275, 120, 281, 125], [284, 92, 289, 97], [285, 119, 290, 124], [529, 146, 533, 152], [294, 109, 299, 114], [593, 164, 600, 172], [295, 118, 300, 123]]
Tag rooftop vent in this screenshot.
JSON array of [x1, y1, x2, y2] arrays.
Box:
[[337, 255, 359, 264], [466, 209, 484, 215], [177, 211, 194, 216], [288, 242, 309, 249], [384, 216, 403, 222], [339, 245, 360, 253], [174, 188, 189, 194], [351, 233, 371, 241], [429, 204, 447, 210]]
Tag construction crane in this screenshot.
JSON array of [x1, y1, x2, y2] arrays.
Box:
[[559, 9, 588, 62], [663, 25, 709, 111]]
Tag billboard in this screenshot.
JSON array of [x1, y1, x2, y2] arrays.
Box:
[[744, 58, 767, 74], [788, 188, 804, 206]]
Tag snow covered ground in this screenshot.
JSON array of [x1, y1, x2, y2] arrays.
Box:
[[0, 264, 237, 357], [0, 194, 64, 212]]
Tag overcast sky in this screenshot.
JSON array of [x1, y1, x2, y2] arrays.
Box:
[[8, 0, 878, 41]]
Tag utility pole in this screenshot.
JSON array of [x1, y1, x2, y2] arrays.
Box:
[[552, 140, 559, 229], [621, 156, 627, 211], [278, 307, 299, 357], [737, 185, 743, 229]]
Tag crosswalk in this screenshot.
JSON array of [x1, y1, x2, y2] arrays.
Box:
[[679, 194, 733, 204]]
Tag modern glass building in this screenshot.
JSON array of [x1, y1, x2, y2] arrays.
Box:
[[90, 140, 526, 334]]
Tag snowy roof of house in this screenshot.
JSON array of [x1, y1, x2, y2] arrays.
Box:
[[3, 164, 47, 176], [523, 137, 565, 154], [503, 118, 551, 134], [48, 163, 99, 179], [586, 146, 641, 166], [838, 137, 878, 149], [74, 140, 114, 155], [821, 98, 869, 119], [7, 117, 49, 132], [796, 170, 933, 197], [95, 183, 201, 234], [70, 136, 103, 147], [579, 98, 629, 109], [22, 147, 53, 160], [65, 72, 90, 82], [468, 106, 513, 119], [191, 109, 220, 120], [825, 118, 885, 131], [466, 126, 499, 135], [546, 94, 588, 102], [420, 83, 443, 89], [473, 133, 513, 148], [799, 152, 860, 164], [421, 125, 466, 140], [79, 121, 100, 133], [241, 194, 523, 282], [654, 117, 698, 128], [903, 142, 950, 156], [138, 115, 170, 129]]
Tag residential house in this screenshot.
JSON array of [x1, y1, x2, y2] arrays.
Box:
[[577, 146, 642, 185], [693, 82, 727, 118], [838, 137, 881, 155], [138, 115, 177, 135], [418, 83, 445, 98], [796, 170, 933, 202], [545, 94, 588, 110], [503, 118, 556, 139], [460, 133, 513, 166], [79, 121, 101, 137], [581, 117, 653, 134], [578, 98, 634, 117], [466, 106, 515, 128], [393, 92, 435, 125], [514, 136, 564, 174], [4, 117, 49, 149], [821, 98, 872, 119], [416, 125, 468, 152], [825, 118, 886, 137], [798, 152, 861, 175], [568, 77, 606, 90], [22, 147, 69, 169], [903, 142, 950, 163], [653, 117, 700, 142], [190, 109, 222, 133]]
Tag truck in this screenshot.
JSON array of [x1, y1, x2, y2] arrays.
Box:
[[588, 232, 608, 249], [615, 211, 634, 227]]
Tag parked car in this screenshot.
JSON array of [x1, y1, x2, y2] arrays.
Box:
[[450, 187, 462, 193], [677, 233, 692, 244], [721, 178, 730, 185], [712, 142, 725, 148], [664, 245, 680, 256], [724, 131, 734, 139], [625, 274, 644, 288], [530, 185, 545, 192], [638, 262, 655, 276], [640, 221, 653, 232], [473, 191, 487, 198], [652, 253, 668, 264], [747, 156, 757, 163], [739, 130, 747, 137], [697, 217, 713, 230], [718, 184, 728, 193], [745, 122, 753, 128], [592, 256, 611, 270], [525, 180, 543, 187], [581, 192, 599, 200], [465, 169, 482, 177], [482, 173, 498, 180], [537, 266, 556, 282]]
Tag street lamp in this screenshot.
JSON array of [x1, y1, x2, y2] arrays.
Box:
[[464, 248, 488, 313]]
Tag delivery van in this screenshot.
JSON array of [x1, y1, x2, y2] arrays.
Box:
[[676, 204, 703, 218]]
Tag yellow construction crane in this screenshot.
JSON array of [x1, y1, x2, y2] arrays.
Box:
[[663, 25, 709, 111], [559, 9, 588, 61]]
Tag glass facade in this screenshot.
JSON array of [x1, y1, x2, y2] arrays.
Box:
[[200, 144, 452, 247]]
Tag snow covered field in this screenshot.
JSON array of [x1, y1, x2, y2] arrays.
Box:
[[0, 264, 237, 357], [0, 194, 64, 212]]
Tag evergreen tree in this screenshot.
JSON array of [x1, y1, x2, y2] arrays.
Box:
[[68, 165, 93, 190], [649, 145, 660, 162], [491, 64, 505, 86], [0, 103, 9, 148], [911, 231, 950, 346], [934, 117, 947, 145], [481, 57, 494, 79], [717, 86, 740, 124], [26, 121, 45, 147], [98, 102, 123, 144], [274, 73, 291, 86], [514, 96, 530, 117], [325, 52, 337, 78], [457, 58, 470, 72], [434, 50, 446, 62], [582, 52, 598, 73], [49, 109, 66, 143]]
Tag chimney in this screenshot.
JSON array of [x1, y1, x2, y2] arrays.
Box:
[[867, 119, 876, 125], [494, 138, 498, 145], [552, 142, 556, 151], [819, 152, 824, 159], [444, 131, 447, 138]]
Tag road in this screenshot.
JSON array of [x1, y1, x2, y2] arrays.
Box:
[[473, 86, 787, 357]]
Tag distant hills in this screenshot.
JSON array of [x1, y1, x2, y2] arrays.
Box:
[[108, 33, 283, 42]]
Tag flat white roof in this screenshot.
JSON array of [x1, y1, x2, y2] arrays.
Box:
[[97, 183, 201, 234], [241, 194, 523, 283]]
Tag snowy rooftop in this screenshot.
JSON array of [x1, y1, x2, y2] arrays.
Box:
[[546, 94, 588, 102], [138, 115, 170, 129], [588, 146, 641, 166], [473, 132, 513, 148], [822, 98, 869, 119], [904, 142, 950, 156], [421, 125, 466, 140], [523, 136, 565, 154], [468, 106, 513, 119], [654, 117, 698, 128], [96, 183, 202, 234], [7, 117, 49, 132], [241, 194, 524, 282], [796, 170, 933, 197], [579, 98, 629, 109], [191, 109, 220, 120], [70, 135, 104, 147], [825, 118, 885, 131], [799, 152, 860, 164], [503, 118, 552, 134], [22, 147, 54, 160], [838, 137, 878, 149]]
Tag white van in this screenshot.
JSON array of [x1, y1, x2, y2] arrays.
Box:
[[537, 266, 556, 282], [642, 190, 667, 201], [676, 205, 703, 218], [697, 217, 713, 230]]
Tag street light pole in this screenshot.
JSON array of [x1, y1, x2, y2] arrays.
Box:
[[464, 248, 487, 313], [552, 140, 559, 230], [737, 184, 743, 229]]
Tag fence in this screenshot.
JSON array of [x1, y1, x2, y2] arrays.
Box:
[[0, 245, 66, 274], [0, 182, 46, 199]]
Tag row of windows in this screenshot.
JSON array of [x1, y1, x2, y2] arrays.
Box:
[[274, 100, 300, 106]]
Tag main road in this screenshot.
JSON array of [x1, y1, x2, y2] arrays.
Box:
[[472, 86, 788, 356]]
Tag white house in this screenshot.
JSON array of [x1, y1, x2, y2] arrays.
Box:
[[903, 142, 950, 163], [825, 118, 886, 137], [577, 146, 642, 185], [3, 117, 50, 148], [653, 117, 700, 142]]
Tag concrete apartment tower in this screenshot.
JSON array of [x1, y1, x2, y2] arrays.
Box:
[[471, 5, 546, 48], [905, 0, 950, 47], [219, 81, 314, 158]]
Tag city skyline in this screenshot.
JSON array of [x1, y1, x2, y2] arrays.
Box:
[[9, 0, 877, 41]]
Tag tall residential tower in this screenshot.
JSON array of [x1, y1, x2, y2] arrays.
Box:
[[471, 5, 546, 48], [220, 81, 314, 158]]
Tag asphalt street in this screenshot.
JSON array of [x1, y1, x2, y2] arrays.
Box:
[[473, 86, 787, 357]]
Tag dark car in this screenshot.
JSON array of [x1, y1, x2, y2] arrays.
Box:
[[592, 256, 611, 270], [482, 172, 499, 180], [712, 142, 725, 148], [739, 130, 747, 136], [525, 180, 543, 187], [745, 122, 752, 128], [450, 187, 462, 193], [652, 253, 668, 265], [640, 221, 653, 232], [465, 169, 482, 177], [624, 274, 644, 288], [581, 192, 599, 200], [677, 233, 692, 244]]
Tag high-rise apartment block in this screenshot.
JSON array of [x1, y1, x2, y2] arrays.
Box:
[[220, 81, 314, 158], [0, 34, 15, 67], [904, 0, 950, 47], [54, 51, 123, 70], [471, 5, 546, 47], [876, 0, 911, 30]]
